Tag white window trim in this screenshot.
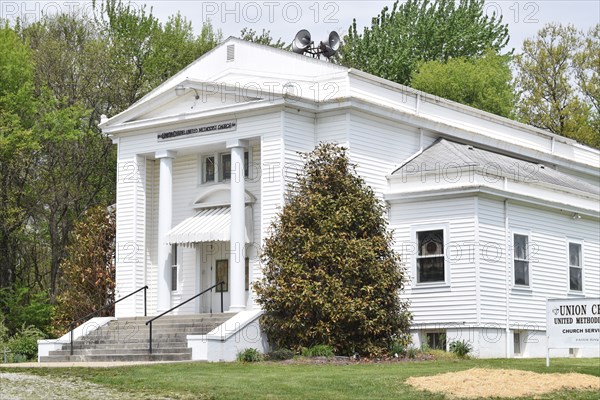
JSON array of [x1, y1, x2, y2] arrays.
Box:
[[171, 244, 182, 293], [410, 223, 450, 288], [566, 238, 584, 294], [198, 147, 252, 185], [511, 229, 532, 289]]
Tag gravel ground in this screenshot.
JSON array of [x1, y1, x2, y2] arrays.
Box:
[[0, 372, 171, 400]]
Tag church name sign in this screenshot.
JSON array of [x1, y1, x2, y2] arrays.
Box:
[[545, 297, 600, 366], [157, 120, 237, 141]]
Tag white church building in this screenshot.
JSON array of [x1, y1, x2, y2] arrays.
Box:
[[99, 38, 600, 359]]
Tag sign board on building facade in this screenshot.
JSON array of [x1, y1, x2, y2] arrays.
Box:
[[546, 297, 600, 366], [157, 120, 237, 141]]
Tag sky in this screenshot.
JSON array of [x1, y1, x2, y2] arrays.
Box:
[[1, 1, 599, 52]]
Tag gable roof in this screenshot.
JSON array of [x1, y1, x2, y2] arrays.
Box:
[[393, 139, 599, 196]]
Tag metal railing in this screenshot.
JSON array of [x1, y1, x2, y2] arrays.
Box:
[[145, 281, 224, 354], [68, 285, 148, 355]]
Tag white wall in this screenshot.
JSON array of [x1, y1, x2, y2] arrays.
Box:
[[390, 196, 478, 326]]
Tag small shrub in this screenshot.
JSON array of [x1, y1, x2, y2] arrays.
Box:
[[236, 348, 263, 363], [407, 346, 418, 359], [266, 348, 294, 361], [302, 344, 335, 357], [390, 341, 406, 357], [449, 340, 472, 358], [420, 343, 431, 353]]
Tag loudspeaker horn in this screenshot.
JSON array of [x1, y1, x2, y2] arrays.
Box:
[[320, 31, 340, 58], [292, 29, 312, 54]]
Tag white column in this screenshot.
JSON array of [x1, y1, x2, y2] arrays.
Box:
[[156, 150, 177, 313], [226, 139, 248, 312]]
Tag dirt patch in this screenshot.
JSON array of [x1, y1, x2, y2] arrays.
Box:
[[405, 368, 600, 399]]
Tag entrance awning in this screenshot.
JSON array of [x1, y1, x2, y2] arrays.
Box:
[[165, 206, 253, 245]]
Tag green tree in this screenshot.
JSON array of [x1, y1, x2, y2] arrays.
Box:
[[515, 23, 598, 147], [8, 4, 221, 297], [412, 50, 515, 118], [574, 25, 599, 137], [239, 28, 287, 49], [52, 206, 116, 334], [0, 25, 38, 291], [254, 143, 411, 357], [340, 0, 509, 85]]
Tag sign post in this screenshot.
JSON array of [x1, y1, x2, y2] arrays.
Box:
[[546, 297, 600, 366]]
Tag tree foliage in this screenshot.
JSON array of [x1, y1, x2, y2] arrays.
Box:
[[0, 3, 222, 331], [340, 0, 509, 85], [254, 143, 411, 356], [239, 28, 287, 49], [515, 23, 599, 147], [411, 50, 515, 118], [52, 206, 116, 334]]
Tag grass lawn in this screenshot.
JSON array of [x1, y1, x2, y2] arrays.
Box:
[[3, 357, 599, 399]]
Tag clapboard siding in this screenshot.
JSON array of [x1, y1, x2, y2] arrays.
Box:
[[507, 202, 600, 328], [390, 197, 477, 325], [170, 154, 199, 314], [477, 197, 600, 329], [114, 154, 146, 317], [283, 110, 316, 188], [478, 197, 508, 325], [316, 113, 348, 145], [349, 111, 421, 194]]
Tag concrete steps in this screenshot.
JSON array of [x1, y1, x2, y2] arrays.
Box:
[[40, 313, 232, 362]]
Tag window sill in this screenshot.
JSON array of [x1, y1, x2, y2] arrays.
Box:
[[413, 282, 451, 290], [567, 290, 585, 297], [511, 285, 532, 293]]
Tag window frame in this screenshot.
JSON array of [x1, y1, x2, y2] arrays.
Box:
[[171, 244, 180, 292], [245, 257, 249, 291], [425, 331, 447, 351], [567, 239, 584, 293], [411, 224, 450, 287], [199, 149, 251, 185], [512, 231, 531, 288], [201, 154, 216, 184]]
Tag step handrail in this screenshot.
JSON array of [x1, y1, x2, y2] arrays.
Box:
[[69, 285, 148, 355], [145, 281, 224, 354]]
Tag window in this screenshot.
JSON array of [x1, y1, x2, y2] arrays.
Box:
[[171, 244, 178, 292], [569, 242, 582, 291], [416, 230, 445, 283], [203, 156, 215, 183], [201, 151, 249, 184], [245, 257, 249, 291], [220, 152, 249, 181], [215, 259, 228, 292], [513, 234, 529, 286], [426, 332, 446, 350], [513, 332, 521, 355]]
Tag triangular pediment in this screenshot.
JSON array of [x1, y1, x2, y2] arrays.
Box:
[[126, 81, 265, 123], [99, 37, 349, 131]]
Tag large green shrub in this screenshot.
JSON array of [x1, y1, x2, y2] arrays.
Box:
[[255, 143, 412, 356], [7, 324, 46, 361], [0, 286, 55, 336]]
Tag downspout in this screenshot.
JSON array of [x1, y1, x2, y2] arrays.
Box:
[[504, 193, 510, 358]]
